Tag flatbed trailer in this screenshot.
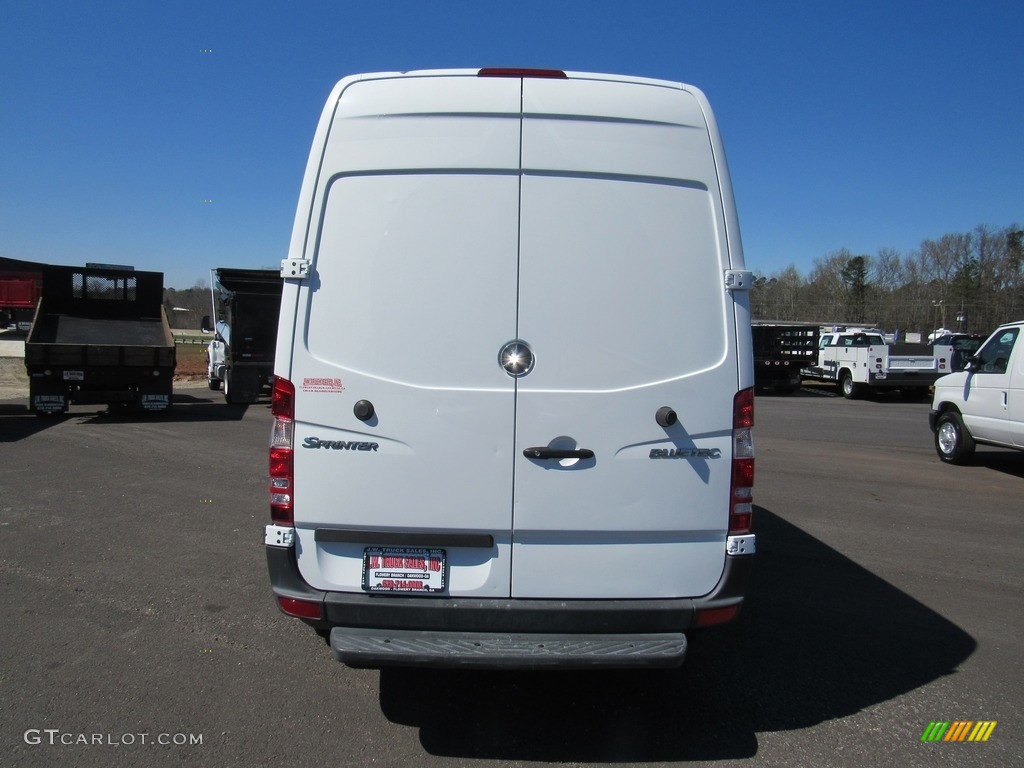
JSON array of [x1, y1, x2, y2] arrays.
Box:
[[752, 323, 818, 393], [25, 265, 175, 414]]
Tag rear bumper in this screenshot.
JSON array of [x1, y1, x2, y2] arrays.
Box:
[[329, 627, 688, 669], [871, 371, 938, 388], [266, 543, 753, 669]]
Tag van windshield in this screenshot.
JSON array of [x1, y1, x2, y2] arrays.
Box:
[[974, 328, 1019, 374]]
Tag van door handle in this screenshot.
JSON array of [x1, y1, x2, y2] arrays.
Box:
[[523, 447, 595, 460]]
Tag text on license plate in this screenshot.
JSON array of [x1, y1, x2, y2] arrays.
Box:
[[362, 547, 446, 593]]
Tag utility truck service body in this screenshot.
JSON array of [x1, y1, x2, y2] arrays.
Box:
[[266, 69, 755, 669], [803, 329, 941, 399]]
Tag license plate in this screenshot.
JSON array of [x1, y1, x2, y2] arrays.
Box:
[[362, 547, 446, 593], [32, 395, 65, 413], [62, 370, 84, 381], [140, 394, 169, 411]]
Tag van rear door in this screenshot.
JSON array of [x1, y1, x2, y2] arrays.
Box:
[[510, 77, 738, 598], [291, 75, 523, 597]]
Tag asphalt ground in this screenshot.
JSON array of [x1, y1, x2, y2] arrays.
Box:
[[0, 382, 1020, 768]]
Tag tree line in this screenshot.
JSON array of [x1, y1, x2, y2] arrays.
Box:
[[751, 223, 1024, 337], [163, 282, 211, 329]]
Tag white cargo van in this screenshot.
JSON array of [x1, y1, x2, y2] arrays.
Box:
[[930, 320, 1024, 463], [265, 68, 755, 668]]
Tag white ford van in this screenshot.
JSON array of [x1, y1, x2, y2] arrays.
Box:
[[265, 68, 755, 668], [930, 320, 1024, 463]]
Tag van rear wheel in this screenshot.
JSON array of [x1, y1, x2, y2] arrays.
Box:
[[935, 411, 975, 464]]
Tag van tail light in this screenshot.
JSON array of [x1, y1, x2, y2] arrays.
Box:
[[730, 387, 755, 534], [270, 376, 295, 525]]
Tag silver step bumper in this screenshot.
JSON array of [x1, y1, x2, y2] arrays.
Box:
[[331, 627, 687, 670]]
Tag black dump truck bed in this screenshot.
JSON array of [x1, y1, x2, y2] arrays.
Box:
[[206, 267, 283, 404]]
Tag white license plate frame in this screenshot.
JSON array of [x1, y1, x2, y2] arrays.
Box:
[[362, 547, 446, 593]]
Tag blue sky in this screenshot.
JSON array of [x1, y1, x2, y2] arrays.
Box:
[[2, 1, 1021, 288]]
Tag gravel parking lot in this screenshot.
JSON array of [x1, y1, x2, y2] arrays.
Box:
[[1, 382, 1020, 767]]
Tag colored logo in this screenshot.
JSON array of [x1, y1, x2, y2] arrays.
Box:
[[921, 721, 997, 742]]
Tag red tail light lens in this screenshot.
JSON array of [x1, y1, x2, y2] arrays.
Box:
[[694, 605, 740, 628], [730, 388, 755, 534], [276, 595, 323, 621], [734, 386, 754, 429], [272, 375, 294, 418], [270, 377, 295, 525]]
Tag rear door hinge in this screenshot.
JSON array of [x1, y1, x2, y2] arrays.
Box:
[[281, 258, 310, 279], [724, 269, 753, 291]]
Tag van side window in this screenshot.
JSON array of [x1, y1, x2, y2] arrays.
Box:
[[974, 328, 1019, 374]]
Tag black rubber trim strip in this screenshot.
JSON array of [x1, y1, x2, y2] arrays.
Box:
[[314, 528, 495, 548]]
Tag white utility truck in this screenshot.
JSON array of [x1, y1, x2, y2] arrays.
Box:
[[265, 68, 756, 669], [802, 328, 942, 399], [930, 321, 1024, 463]]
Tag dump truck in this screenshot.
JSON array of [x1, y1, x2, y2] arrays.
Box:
[[0, 269, 42, 328], [25, 265, 175, 415], [203, 268, 282, 404]]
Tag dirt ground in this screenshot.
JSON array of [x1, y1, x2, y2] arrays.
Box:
[[174, 343, 208, 379], [0, 357, 27, 399], [0, 344, 208, 400]]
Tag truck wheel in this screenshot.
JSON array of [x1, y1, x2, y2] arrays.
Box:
[[935, 411, 975, 464], [840, 372, 862, 399], [208, 378, 221, 391], [224, 374, 235, 404]]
